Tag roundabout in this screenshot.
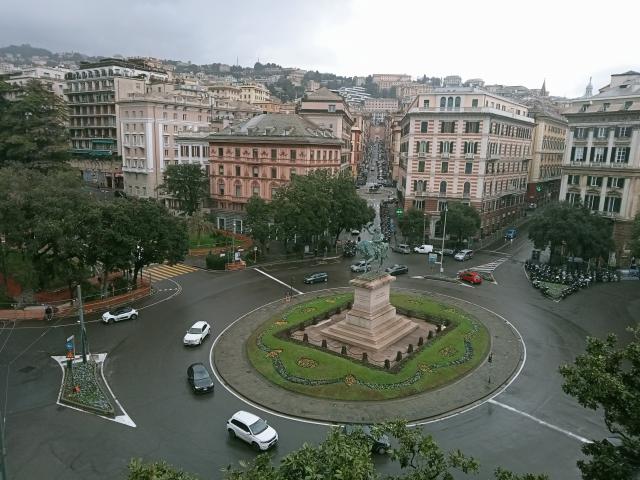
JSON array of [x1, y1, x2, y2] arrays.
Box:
[[212, 286, 526, 424]]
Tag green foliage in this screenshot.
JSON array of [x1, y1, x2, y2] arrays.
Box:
[[0, 79, 70, 169], [494, 467, 549, 480], [398, 208, 426, 245], [528, 203, 614, 262], [559, 325, 640, 478], [127, 458, 200, 480], [245, 196, 272, 248], [631, 213, 640, 259], [158, 163, 209, 216], [186, 211, 216, 244], [205, 253, 226, 270], [442, 202, 480, 245]]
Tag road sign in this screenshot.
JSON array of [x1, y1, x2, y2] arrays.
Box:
[[428, 253, 437, 264]]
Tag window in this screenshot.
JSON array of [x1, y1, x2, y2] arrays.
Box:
[[624, 101, 633, 110], [463, 181, 471, 197], [584, 194, 600, 211], [417, 161, 425, 172], [471, 99, 478, 108], [567, 174, 580, 185], [271, 167, 277, 178], [593, 147, 606, 162], [607, 177, 624, 188], [438, 200, 448, 211], [454, 96, 461, 108], [420, 121, 428, 133], [271, 187, 278, 198], [218, 165, 224, 175], [441, 121, 456, 133], [465, 162, 473, 174], [252, 184, 260, 196], [252, 166, 259, 177], [218, 181, 225, 195], [587, 176, 602, 187], [271, 149, 277, 159], [252, 148, 258, 159], [235, 165, 241, 176], [604, 196, 621, 213], [596, 127, 607, 138], [290, 149, 296, 161], [162, 112, 167, 119], [464, 121, 480, 134], [439, 181, 447, 194], [565, 192, 579, 204], [235, 184, 242, 197], [615, 147, 629, 162], [182, 114, 187, 120], [447, 97, 453, 109], [573, 147, 585, 161], [616, 127, 630, 138], [328, 104, 336, 112], [173, 113, 177, 120], [441, 162, 449, 173], [575, 128, 585, 139], [422, 99, 430, 108], [218, 147, 224, 156], [235, 147, 240, 157]]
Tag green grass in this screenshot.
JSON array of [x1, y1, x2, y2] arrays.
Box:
[[539, 281, 566, 299], [246, 293, 490, 400], [188, 232, 231, 248]]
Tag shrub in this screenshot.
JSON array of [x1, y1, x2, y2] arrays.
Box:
[[418, 336, 424, 346], [205, 253, 226, 270], [428, 330, 434, 339], [407, 344, 414, 353], [384, 359, 390, 369], [396, 351, 403, 361]]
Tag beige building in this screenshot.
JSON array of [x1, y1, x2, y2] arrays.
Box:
[[212, 98, 262, 130], [363, 97, 399, 113], [207, 114, 342, 231], [239, 82, 270, 104], [118, 87, 212, 199], [526, 104, 567, 208], [399, 88, 534, 238], [298, 87, 354, 173], [65, 59, 168, 189], [559, 71, 640, 264], [3, 66, 70, 99], [209, 83, 241, 101], [372, 74, 412, 90]]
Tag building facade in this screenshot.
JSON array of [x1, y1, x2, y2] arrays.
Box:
[[207, 114, 343, 231], [209, 83, 241, 101], [559, 71, 640, 264], [526, 105, 567, 208], [65, 59, 168, 189], [2, 66, 70, 99], [239, 82, 270, 104], [399, 88, 534, 238], [371, 74, 412, 90], [363, 97, 399, 113], [117, 88, 212, 199]]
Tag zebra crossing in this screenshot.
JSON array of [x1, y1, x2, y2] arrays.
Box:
[[468, 256, 509, 274], [143, 263, 199, 282]]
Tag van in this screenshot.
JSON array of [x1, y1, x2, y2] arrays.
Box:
[[505, 228, 518, 240]]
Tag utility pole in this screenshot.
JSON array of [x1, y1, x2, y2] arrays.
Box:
[[76, 285, 88, 364], [440, 206, 448, 274]]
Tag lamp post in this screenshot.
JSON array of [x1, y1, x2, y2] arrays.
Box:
[[422, 213, 427, 244], [440, 206, 448, 274]]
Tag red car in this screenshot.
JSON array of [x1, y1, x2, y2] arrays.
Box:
[[458, 271, 482, 284]]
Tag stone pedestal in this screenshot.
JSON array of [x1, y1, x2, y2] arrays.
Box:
[[321, 272, 418, 351]]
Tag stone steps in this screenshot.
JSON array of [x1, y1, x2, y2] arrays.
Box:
[[323, 317, 418, 350]]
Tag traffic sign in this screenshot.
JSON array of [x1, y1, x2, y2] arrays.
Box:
[[428, 253, 437, 264]]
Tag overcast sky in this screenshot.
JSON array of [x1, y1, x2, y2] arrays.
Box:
[[2, 0, 638, 98]]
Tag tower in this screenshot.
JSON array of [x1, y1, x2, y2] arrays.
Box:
[[540, 79, 548, 97], [584, 77, 593, 98]]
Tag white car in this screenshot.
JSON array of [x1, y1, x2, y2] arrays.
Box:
[[102, 306, 138, 324], [183, 321, 211, 346], [454, 249, 474, 261], [227, 410, 278, 451], [413, 244, 434, 254], [350, 260, 372, 273]]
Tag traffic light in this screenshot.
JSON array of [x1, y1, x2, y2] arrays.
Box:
[[396, 208, 403, 217]]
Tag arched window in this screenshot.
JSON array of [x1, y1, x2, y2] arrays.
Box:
[[440, 97, 446, 108], [439, 181, 447, 194], [455, 97, 461, 108], [463, 182, 471, 196], [447, 97, 453, 108]]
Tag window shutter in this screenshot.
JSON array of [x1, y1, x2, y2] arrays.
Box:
[[438, 141, 442, 153], [426, 141, 430, 153], [619, 179, 624, 188], [597, 177, 602, 187], [603, 148, 608, 162], [615, 127, 620, 137], [582, 147, 588, 160], [571, 147, 575, 160], [607, 177, 611, 187], [625, 147, 630, 161], [610, 147, 616, 162], [416, 141, 420, 152], [475, 142, 479, 154], [587, 176, 592, 185], [590, 147, 595, 162]]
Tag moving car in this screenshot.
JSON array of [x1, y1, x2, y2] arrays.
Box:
[[351, 260, 372, 273], [227, 410, 278, 451], [183, 321, 211, 346], [504, 227, 518, 240], [434, 248, 456, 257], [351, 229, 360, 236], [186, 363, 214, 393], [303, 272, 328, 284], [458, 270, 482, 284], [385, 264, 408, 276], [414, 244, 434, 254], [454, 249, 474, 261], [342, 424, 391, 455], [102, 306, 138, 324], [391, 243, 411, 254]]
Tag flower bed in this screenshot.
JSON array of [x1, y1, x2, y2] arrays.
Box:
[[60, 360, 115, 417], [247, 292, 490, 401]]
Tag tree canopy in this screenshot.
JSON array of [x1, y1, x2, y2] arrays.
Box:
[[630, 213, 640, 260], [245, 196, 272, 249], [398, 208, 426, 245], [0, 79, 70, 169], [158, 163, 209, 216], [442, 202, 481, 246], [559, 325, 640, 479], [528, 203, 614, 263]]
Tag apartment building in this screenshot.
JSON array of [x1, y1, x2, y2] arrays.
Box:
[[118, 87, 212, 199], [65, 58, 168, 189], [399, 88, 534, 238], [559, 71, 640, 264], [207, 114, 342, 231], [2, 66, 70, 99], [371, 74, 412, 90], [298, 87, 354, 173], [363, 97, 399, 113], [239, 82, 270, 104], [526, 104, 567, 207], [209, 83, 241, 101]]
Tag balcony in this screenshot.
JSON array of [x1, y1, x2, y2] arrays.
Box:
[[441, 152, 450, 159], [465, 153, 475, 160], [418, 152, 426, 158], [489, 154, 500, 160]]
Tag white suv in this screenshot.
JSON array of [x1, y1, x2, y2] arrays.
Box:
[[227, 410, 278, 450]]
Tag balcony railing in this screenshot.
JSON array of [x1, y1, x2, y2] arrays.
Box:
[[441, 152, 450, 159], [465, 153, 475, 160], [418, 152, 426, 158]]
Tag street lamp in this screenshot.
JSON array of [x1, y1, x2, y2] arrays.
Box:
[[422, 213, 428, 244], [440, 206, 448, 274]]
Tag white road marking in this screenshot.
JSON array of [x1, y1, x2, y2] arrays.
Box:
[[254, 268, 303, 295], [480, 250, 513, 256], [488, 399, 591, 444]]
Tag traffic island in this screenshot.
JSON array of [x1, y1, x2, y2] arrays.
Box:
[[214, 287, 525, 423]]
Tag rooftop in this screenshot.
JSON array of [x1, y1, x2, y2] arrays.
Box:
[[303, 87, 343, 102]]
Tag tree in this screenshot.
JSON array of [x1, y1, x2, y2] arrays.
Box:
[[528, 203, 613, 264], [327, 172, 375, 246], [158, 163, 209, 216], [186, 210, 216, 244], [443, 202, 481, 246], [0, 79, 70, 169], [559, 326, 640, 479], [399, 208, 426, 245], [127, 458, 200, 480], [221, 421, 548, 480], [630, 213, 640, 260], [245, 196, 272, 250]]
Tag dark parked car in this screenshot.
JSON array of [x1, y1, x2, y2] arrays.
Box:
[[342, 424, 391, 455], [303, 272, 328, 284], [187, 363, 214, 394], [385, 264, 408, 276]]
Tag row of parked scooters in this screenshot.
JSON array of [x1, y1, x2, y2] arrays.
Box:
[[524, 261, 620, 299]]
